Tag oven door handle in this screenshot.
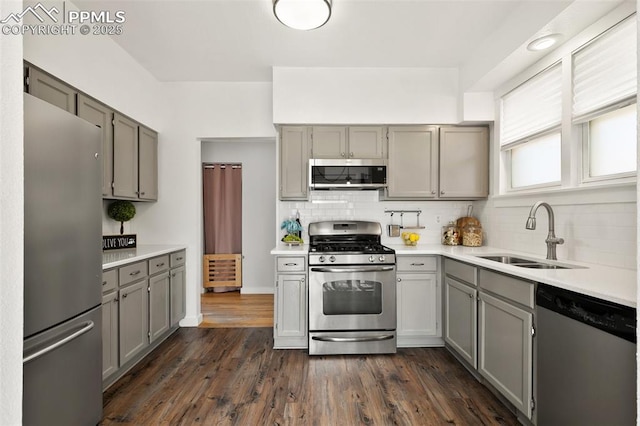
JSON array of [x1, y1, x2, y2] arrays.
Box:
[[310, 266, 395, 273], [311, 334, 395, 343]]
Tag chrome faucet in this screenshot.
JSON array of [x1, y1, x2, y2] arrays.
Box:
[[525, 201, 564, 260]]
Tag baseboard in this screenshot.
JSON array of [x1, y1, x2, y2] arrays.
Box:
[[240, 286, 274, 294], [179, 313, 203, 327]]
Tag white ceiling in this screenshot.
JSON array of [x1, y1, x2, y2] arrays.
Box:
[[72, 0, 626, 90]]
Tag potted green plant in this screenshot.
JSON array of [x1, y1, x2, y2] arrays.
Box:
[[107, 200, 136, 235]]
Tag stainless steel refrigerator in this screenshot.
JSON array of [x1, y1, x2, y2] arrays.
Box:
[[23, 93, 103, 425]]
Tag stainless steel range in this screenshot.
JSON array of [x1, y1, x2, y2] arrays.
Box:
[[308, 220, 397, 355]]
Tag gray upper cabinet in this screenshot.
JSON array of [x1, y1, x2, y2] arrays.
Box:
[[310, 126, 385, 159], [138, 126, 159, 201], [310, 126, 347, 159], [77, 94, 114, 197], [280, 126, 311, 200], [347, 126, 385, 159], [387, 126, 439, 199], [26, 67, 77, 114], [113, 113, 139, 199], [439, 126, 489, 199]]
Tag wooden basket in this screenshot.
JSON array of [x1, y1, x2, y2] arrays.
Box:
[[203, 254, 242, 289]]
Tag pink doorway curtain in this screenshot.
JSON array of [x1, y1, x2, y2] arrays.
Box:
[[203, 163, 242, 292]]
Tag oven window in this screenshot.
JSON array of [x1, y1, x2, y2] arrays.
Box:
[[322, 280, 382, 315]]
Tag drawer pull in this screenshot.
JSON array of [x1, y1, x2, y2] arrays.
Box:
[[129, 270, 141, 276], [176, 257, 184, 261], [156, 262, 165, 267], [284, 262, 298, 266], [411, 263, 425, 266]]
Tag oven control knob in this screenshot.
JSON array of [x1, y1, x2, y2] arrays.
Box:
[[319, 255, 326, 263], [379, 255, 385, 263], [329, 255, 336, 263], [369, 256, 375, 263]]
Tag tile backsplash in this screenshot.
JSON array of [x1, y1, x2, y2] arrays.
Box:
[[279, 190, 478, 247], [279, 191, 637, 270]]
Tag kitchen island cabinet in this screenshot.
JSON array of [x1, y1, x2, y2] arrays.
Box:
[[396, 255, 442, 347], [102, 246, 186, 389], [273, 255, 308, 349]]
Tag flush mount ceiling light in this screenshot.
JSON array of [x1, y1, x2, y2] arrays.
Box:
[[527, 33, 563, 51], [273, 0, 332, 31]]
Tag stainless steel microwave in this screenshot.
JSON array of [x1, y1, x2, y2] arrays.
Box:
[[309, 159, 387, 190]]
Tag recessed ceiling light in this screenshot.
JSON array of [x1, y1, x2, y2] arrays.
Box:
[[527, 34, 563, 51], [273, 0, 332, 31]]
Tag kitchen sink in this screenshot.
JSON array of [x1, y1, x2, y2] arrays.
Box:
[[476, 255, 585, 270]]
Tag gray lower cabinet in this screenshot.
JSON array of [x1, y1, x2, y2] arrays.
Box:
[[26, 66, 77, 113], [119, 279, 149, 365], [149, 254, 170, 343], [396, 255, 441, 347], [444, 258, 478, 368], [102, 250, 186, 388], [101, 291, 119, 381], [478, 269, 535, 421], [273, 255, 307, 348]]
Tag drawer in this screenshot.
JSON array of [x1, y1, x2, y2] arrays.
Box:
[[479, 269, 534, 309], [170, 250, 186, 267], [149, 255, 170, 275], [277, 256, 306, 272], [118, 261, 148, 286], [397, 256, 437, 272], [102, 269, 118, 293], [444, 258, 477, 286]]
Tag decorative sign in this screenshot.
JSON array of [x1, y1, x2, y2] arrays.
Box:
[[102, 234, 137, 251]]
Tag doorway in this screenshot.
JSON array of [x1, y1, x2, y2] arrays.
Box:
[[202, 163, 242, 292]]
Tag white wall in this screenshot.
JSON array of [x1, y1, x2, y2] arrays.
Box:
[[273, 67, 459, 124], [0, 0, 24, 420], [201, 140, 276, 294]]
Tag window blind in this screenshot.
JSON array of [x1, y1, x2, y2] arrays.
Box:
[[500, 63, 562, 147], [573, 15, 637, 120]]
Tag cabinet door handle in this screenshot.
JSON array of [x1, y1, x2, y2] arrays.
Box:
[[140, 192, 145, 196], [441, 191, 445, 195], [431, 190, 436, 194], [301, 277, 305, 282], [171, 273, 176, 278], [114, 297, 119, 302], [349, 152, 354, 157], [397, 278, 402, 282], [102, 281, 107, 286], [129, 270, 141, 276], [469, 293, 474, 299], [341, 152, 346, 157], [122, 293, 128, 298]]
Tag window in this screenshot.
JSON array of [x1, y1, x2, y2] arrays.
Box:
[[500, 63, 562, 190], [511, 132, 561, 188], [573, 16, 637, 182], [498, 13, 637, 194], [586, 103, 637, 179]]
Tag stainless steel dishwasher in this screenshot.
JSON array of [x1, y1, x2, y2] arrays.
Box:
[[536, 283, 636, 425]]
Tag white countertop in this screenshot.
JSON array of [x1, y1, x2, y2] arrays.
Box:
[[103, 244, 187, 269], [271, 243, 637, 307]]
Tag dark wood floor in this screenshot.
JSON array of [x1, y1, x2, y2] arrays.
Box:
[[102, 328, 518, 425]]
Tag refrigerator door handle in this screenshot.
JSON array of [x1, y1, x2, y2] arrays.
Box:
[[23, 321, 95, 364]]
